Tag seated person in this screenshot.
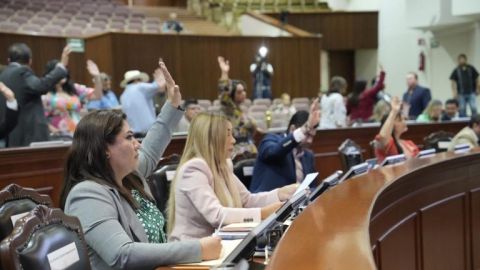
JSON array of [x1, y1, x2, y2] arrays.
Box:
[[441, 99, 460, 121], [416, 100, 443, 122], [174, 99, 202, 132], [272, 93, 296, 121], [86, 62, 120, 110], [162, 12, 184, 33], [61, 60, 221, 269], [375, 97, 419, 164], [168, 112, 297, 241], [250, 100, 320, 193], [448, 114, 480, 150]]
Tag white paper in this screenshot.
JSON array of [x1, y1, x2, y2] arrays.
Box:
[[165, 170, 176, 181], [437, 141, 451, 150], [180, 239, 243, 266], [242, 166, 254, 176], [10, 212, 29, 226], [47, 242, 80, 270], [293, 172, 319, 196]]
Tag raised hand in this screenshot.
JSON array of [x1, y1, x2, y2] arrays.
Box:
[[0, 82, 15, 102], [86, 60, 100, 77], [217, 56, 230, 74], [390, 96, 401, 113], [307, 98, 321, 128], [153, 68, 166, 92], [158, 60, 181, 108], [60, 45, 72, 67]]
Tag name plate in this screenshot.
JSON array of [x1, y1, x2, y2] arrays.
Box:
[[47, 242, 80, 270], [242, 166, 254, 176]]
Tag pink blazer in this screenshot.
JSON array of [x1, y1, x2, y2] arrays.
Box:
[[169, 158, 280, 241]]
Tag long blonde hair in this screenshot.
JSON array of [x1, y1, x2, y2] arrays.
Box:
[[167, 112, 242, 233]]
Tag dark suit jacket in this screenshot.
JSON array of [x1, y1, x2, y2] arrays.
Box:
[[403, 85, 431, 119], [0, 62, 67, 147], [249, 133, 316, 192], [0, 107, 18, 139]]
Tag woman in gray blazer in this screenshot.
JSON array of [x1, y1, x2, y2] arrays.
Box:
[[60, 61, 221, 269]]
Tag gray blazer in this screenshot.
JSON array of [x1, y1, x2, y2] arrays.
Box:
[[65, 103, 202, 270]]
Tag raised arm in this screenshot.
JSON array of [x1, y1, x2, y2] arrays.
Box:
[[377, 96, 401, 147], [364, 65, 386, 99], [137, 60, 183, 178], [217, 56, 230, 81], [0, 83, 18, 139], [86, 60, 103, 100]]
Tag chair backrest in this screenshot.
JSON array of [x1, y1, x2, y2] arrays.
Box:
[[424, 130, 454, 152], [0, 205, 91, 270], [253, 98, 271, 107], [233, 158, 256, 188], [338, 139, 364, 171], [148, 164, 178, 215], [0, 184, 52, 241]]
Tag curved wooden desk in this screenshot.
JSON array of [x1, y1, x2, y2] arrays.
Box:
[[268, 149, 480, 270]]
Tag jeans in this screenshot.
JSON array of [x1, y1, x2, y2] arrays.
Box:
[[458, 93, 478, 117]]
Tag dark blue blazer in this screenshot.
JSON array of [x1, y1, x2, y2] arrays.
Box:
[[402, 85, 431, 118], [249, 133, 316, 192]]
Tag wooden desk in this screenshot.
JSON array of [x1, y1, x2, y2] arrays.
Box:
[[0, 121, 467, 207], [268, 149, 480, 270]]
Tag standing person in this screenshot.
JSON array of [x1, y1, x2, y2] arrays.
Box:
[[347, 66, 386, 122], [0, 82, 18, 139], [61, 60, 221, 269], [402, 72, 431, 119], [450, 54, 479, 117], [42, 59, 102, 137], [217, 56, 257, 159], [250, 100, 320, 193], [120, 67, 165, 135], [86, 63, 120, 110], [0, 43, 70, 147], [320, 76, 347, 129], [250, 47, 273, 100], [167, 112, 297, 241]]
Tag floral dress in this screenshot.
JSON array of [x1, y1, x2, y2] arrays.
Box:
[[43, 84, 93, 136]]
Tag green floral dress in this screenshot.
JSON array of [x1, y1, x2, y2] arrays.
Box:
[[131, 190, 167, 243]]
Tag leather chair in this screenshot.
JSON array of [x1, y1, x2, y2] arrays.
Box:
[[0, 184, 52, 242], [148, 164, 178, 216], [338, 139, 364, 172], [233, 158, 256, 188], [424, 131, 454, 152], [0, 205, 90, 270]]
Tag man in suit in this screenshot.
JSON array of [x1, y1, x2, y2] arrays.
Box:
[[250, 99, 320, 192], [402, 72, 431, 119], [0, 82, 19, 139], [0, 43, 70, 147], [449, 114, 480, 151]]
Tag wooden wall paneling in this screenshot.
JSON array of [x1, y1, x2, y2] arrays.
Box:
[[420, 194, 467, 270], [106, 33, 321, 100], [328, 50, 355, 93], [471, 188, 480, 269], [376, 213, 418, 270], [265, 12, 378, 50], [84, 33, 115, 92]]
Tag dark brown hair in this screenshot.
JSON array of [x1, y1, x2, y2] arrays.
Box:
[[60, 110, 151, 209]]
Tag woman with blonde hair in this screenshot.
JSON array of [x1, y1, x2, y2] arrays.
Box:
[[168, 112, 297, 241], [416, 99, 443, 122]]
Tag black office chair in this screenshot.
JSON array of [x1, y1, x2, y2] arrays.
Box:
[[0, 205, 91, 270], [148, 164, 178, 216], [338, 139, 364, 172], [233, 158, 256, 188], [0, 184, 52, 242], [424, 131, 454, 152]]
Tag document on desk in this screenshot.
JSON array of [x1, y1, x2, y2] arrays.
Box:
[[179, 239, 243, 267], [293, 172, 319, 196]]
